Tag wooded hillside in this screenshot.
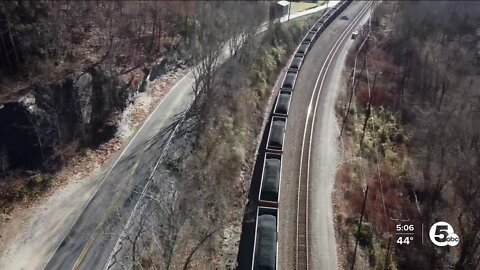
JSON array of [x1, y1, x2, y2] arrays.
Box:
[[336, 1, 480, 269], [0, 1, 271, 214]]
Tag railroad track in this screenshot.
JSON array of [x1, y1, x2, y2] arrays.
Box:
[[294, 2, 373, 269]]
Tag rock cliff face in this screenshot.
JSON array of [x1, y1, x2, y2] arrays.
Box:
[[0, 55, 182, 173], [0, 67, 130, 171]]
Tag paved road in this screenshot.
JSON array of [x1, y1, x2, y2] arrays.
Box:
[[278, 2, 372, 270], [44, 72, 196, 270], [37, 5, 335, 270]]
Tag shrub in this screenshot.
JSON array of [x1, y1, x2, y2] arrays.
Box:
[[270, 46, 286, 66], [356, 221, 374, 248], [231, 144, 246, 166], [26, 174, 53, 190]]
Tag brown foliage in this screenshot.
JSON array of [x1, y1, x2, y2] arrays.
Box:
[[337, 1, 480, 269]]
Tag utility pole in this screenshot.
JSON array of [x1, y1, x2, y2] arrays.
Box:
[[360, 72, 377, 152], [288, 2, 291, 21], [391, 1, 397, 29], [340, 70, 358, 138], [384, 237, 392, 270], [351, 186, 369, 270]]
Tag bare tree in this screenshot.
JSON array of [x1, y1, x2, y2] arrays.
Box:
[[182, 220, 225, 270], [0, 146, 8, 177], [118, 207, 154, 270], [188, 2, 228, 121]]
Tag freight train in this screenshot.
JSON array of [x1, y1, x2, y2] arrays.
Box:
[[251, 1, 352, 269]]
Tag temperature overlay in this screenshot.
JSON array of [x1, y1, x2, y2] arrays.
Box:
[[394, 222, 424, 246]]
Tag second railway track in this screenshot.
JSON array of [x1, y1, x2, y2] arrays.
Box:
[[294, 2, 373, 269]]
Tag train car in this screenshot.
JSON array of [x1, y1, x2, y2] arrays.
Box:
[[251, 207, 278, 270], [338, 0, 348, 9], [303, 30, 317, 43], [246, 1, 357, 269], [288, 54, 304, 71], [318, 13, 331, 28], [281, 70, 298, 90], [340, 1, 350, 13], [333, 2, 345, 16], [266, 116, 287, 152], [311, 21, 324, 32], [333, 7, 341, 17], [258, 153, 282, 207], [333, 0, 349, 17], [273, 90, 293, 117], [324, 11, 334, 24], [296, 42, 311, 57]]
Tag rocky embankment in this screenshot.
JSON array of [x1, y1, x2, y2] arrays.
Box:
[[0, 56, 184, 208]]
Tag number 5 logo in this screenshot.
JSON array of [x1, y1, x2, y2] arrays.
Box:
[[429, 221, 460, 247]]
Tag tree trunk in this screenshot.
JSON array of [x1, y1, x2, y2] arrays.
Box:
[[360, 73, 377, 151]]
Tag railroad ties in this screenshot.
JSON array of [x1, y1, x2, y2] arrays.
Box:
[[250, 1, 352, 269]]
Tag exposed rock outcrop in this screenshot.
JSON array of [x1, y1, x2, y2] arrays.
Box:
[[0, 67, 130, 170], [0, 55, 183, 172]]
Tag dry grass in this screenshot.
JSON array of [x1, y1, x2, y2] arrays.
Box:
[[291, 2, 318, 13]]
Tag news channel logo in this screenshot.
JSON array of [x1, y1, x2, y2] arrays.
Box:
[[429, 221, 460, 247]]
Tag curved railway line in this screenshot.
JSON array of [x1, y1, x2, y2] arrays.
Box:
[[294, 2, 373, 270], [238, 1, 375, 269]]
